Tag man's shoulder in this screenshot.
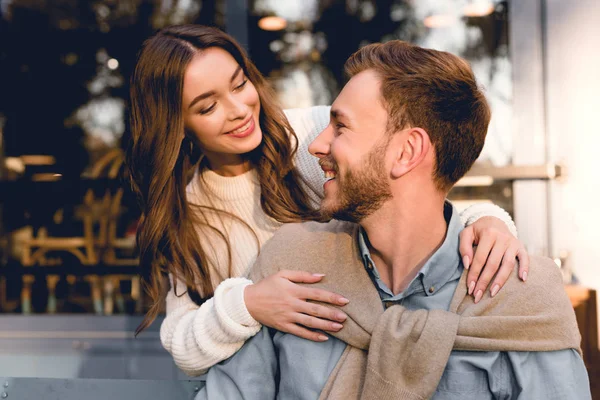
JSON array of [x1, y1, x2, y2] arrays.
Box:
[[458, 255, 568, 315], [249, 220, 359, 281], [523, 255, 564, 289], [266, 219, 357, 251]]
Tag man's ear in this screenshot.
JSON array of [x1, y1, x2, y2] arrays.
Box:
[[390, 128, 431, 179]]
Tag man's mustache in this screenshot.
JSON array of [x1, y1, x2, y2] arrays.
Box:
[[319, 157, 338, 173]]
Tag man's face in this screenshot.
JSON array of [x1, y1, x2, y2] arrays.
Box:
[[309, 70, 393, 222]]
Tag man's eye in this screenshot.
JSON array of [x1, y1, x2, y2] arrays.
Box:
[[336, 123, 346, 130], [199, 103, 216, 115]]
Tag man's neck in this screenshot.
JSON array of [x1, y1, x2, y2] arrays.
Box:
[[360, 195, 448, 296]]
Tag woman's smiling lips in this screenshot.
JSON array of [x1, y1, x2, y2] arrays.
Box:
[[225, 116, 255, 138]]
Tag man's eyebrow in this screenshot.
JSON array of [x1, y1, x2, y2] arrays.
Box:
[[330, 108, 350, 121], [188, 66, 243, 110]]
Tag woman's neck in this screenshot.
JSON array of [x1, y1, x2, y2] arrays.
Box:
[[204, 154, 253, 177]]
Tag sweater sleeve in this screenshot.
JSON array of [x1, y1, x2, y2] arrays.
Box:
[[160, 274, 261, 376], [458, 202, 518, 237], [284, 106, 331, 204]]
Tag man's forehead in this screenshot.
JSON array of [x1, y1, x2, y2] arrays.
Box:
[[332, 70, 385, 121]]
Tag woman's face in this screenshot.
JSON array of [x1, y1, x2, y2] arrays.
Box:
[[182, 47, 262, 171]]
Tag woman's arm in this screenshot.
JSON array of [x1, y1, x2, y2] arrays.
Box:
[[161, 273, 349, 376], [160, 275, 260, 376]]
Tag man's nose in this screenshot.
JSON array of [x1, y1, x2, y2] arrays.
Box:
[[308, 124, 333, 159]]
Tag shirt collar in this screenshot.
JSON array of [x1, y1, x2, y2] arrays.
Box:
[[358, 201, 464, 297]]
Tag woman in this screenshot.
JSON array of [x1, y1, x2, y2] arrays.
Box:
[[127, 25, 527, 376]]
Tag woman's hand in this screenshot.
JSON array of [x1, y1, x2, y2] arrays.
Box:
[[244, 270, 349, 342], [459, 216, 529, 303]]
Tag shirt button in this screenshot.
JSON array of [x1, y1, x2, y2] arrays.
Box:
[[428, 286, 435, 294], [384, 302, 393, 309]]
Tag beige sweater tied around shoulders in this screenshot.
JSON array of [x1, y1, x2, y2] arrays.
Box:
[[250, 220, 582, 400]]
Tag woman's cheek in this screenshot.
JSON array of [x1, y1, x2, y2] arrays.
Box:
[[192, 115, 226, 150], [246, 83, 260, 107]]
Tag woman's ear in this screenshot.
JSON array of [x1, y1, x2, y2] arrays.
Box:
[[390, 128, 431, 179]]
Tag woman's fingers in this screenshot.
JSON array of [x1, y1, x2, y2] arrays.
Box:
[[296, 299, 347, 323], [472, 237, 509, 303], [279, 269, 326, 284], [283, 323, 329, 342], [293, 312, 344, 333], [516, 246, 530, 281], [488, 246, 517, 298], [278, 271, 350, 306], [299, 286, 349, 306], [466, 233, 494, 295], [458, 225, 476, 269]]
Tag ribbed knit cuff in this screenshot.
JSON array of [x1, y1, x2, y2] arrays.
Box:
[[166, 274, 198, 314], [214, 278, 261, 337], [460, 203, 518, 238]]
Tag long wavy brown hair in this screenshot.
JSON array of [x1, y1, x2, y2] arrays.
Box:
[[127, 25, 320, 334]]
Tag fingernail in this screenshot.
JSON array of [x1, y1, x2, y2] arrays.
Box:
[[468, 281, 476, 295], [318, 335, 329, 341], [463, 255, 470, 270], [336, 312, 347, 321], [522, 271, 528, 282], [474, 289, 483, 303], [332, 323, 343, 330], [338, 297, 350, 305], [490, 284, 500, 297], [312, 273, 326, 277]]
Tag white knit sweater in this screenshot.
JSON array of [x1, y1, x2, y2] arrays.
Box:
[[159, 106, 517, 376]]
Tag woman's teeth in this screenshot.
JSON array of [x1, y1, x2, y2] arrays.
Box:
[[229, 119, 252, 134]]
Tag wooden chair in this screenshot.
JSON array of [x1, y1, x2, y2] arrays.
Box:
[[19, 150, 124, 267], [19, 150, 121, 313]]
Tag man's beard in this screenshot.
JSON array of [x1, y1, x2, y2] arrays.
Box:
[[321, 140, 392, 223]]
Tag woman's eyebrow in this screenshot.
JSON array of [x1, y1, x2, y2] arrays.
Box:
[[188, 66, 243, 110]]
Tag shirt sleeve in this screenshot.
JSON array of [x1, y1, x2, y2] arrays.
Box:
[[195, 326, 279, 400], [160, 275, 261, 376], [284, 106, 331, 205], [458, 202, 518, 238], [503, 349, 591, 399], [437, 350, 590, 399]]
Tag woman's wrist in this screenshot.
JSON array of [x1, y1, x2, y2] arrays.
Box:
[[215, 277, 260, 328], [242, 282, 258, 322]]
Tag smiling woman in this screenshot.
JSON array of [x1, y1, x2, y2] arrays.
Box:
[[127, 25, 327, 338], [126, 24, 527, 377], [182, 48, 263, 174]]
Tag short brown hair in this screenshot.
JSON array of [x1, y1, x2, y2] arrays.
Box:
[[344, 41, 491, 191]]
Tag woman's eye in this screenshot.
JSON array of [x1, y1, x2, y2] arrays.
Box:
[[234, 79, 248, 91], [336, 123, 346, 130], [199, 103, 216, 115]]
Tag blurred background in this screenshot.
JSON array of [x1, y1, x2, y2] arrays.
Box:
[[0, 0, 598, 391]]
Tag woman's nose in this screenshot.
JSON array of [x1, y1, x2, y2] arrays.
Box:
[[227, 97, 248, 121]]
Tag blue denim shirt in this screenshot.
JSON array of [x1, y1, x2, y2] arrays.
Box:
[[196, 203, 590, 400]]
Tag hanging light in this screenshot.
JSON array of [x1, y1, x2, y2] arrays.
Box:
[[423, 14, 457, 29], [258, 16, 287, 31], [107, 58, 119, 70], [464, 1, 495, 17]]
